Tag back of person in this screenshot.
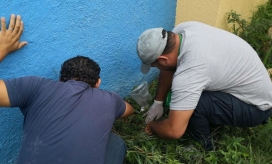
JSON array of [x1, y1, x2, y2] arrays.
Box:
[[171, 21, 272, 111], [4, 76, 125, 164]]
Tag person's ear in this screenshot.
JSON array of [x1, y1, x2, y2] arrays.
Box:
[[94, 78, 101, 88], [157, 56, 168, 61]]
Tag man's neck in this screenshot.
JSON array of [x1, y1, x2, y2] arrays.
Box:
[[174, 33, 181, 57]]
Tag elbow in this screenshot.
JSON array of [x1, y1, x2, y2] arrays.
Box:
[[166, 123, 186, 139], [129, 106, 134, 115], [129, 108, 134, 116], [168, 130, 185, 139], [170, 133, 184, 139]]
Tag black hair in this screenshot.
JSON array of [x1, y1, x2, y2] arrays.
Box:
[[162, 30, 176, 54], [60, 55, 100, 87]]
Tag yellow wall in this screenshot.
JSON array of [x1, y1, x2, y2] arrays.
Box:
[[176, 0, 268, 31]]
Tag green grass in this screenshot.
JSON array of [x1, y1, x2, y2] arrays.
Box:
[[113, 79, 272, 164]]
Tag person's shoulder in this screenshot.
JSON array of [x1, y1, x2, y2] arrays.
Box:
[[3, 76, 56, 93], [173, 21, 201, 32], [4, 76, 45, 83], [21, 75, 45, 80], [179, 21, 208, 27], [178, 21, 203, 25], [96, 89, 122, 99], [21, 76, 56, 83]]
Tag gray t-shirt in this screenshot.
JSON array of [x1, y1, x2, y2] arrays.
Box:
[[170, 21, 272, 111], [4, 76, 126, 164]]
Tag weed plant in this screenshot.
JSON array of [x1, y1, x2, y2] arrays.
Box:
[[226, 0, 272, 68]]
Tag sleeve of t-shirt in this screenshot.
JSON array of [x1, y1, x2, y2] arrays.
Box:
[[3, 76, 42, 109], [111, 92, 126, 119], [170, 68, 210, 110]]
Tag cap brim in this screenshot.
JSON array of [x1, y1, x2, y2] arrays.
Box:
[[141, 63, 151, 74]]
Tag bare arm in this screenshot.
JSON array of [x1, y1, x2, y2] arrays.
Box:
[[120, 102, 134, 118], [154, 70, 175, 101], [0, 14, 27, 62], [146, 109, 194, 139], [0, 80, 10, 107], [0, 14, 27, 107], [143, 70, 175, 123]]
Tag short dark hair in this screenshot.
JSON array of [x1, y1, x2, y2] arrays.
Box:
[[60, 56, 100, 87], [162, 30, 176, 54]]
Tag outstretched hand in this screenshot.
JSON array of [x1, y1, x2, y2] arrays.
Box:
[[144, 100, 164, 124], [0, 14, 27, 62]]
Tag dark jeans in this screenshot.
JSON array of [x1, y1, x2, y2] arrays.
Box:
[[187, 91, 272, 151], [104, 132, 126, 164]]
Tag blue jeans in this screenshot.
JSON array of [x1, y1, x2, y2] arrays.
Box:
[[187, 91, 272, 151], [104, 132, 126, 164]]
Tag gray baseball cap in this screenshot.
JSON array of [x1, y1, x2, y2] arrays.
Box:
[[136, 28, 168, 74]]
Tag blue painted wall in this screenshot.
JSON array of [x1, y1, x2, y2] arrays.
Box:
[[0, 0, 177, 163]]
